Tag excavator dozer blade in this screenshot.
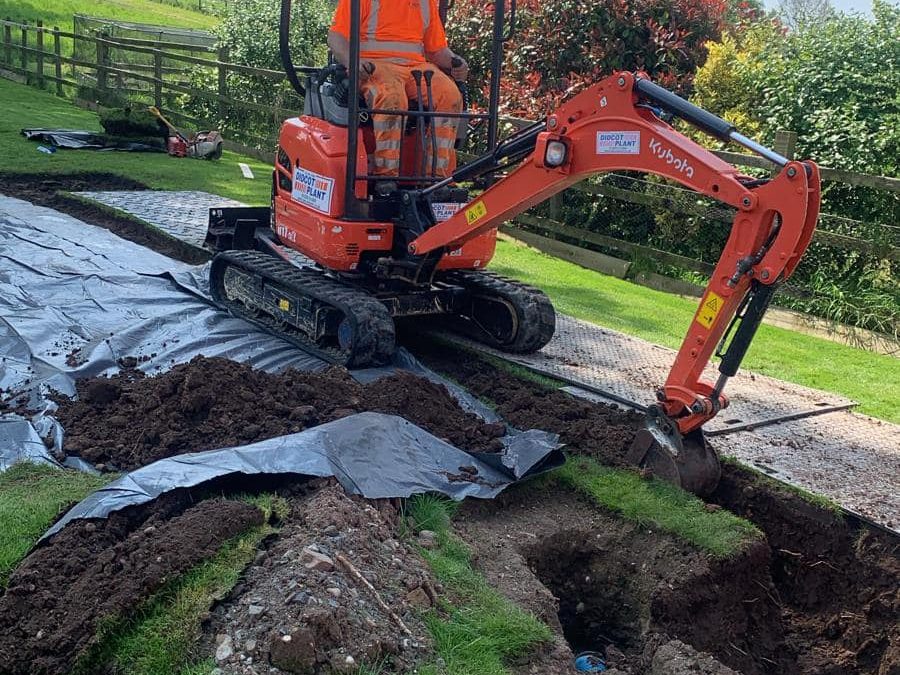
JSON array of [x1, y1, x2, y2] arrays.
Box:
[[626, 414, 721, 497]]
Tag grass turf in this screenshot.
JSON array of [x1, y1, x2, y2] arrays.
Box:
[[557, 457, 761, 558], [0, 0, 217, 35], [405, 495, 554, 675], [492, 238, 900, 423], [0, 78, 272, 205], [0, 462, 112, 586], [74, 494, 288, 675]]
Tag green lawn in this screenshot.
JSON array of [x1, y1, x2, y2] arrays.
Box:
[[406, 495, 554, 675], [0, 463, 111, 586], [0, 0, 217, 33], [0, 78, 272, 204], [492, 239, 900, 423]]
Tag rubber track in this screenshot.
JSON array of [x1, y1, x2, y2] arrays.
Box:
[[444, 270, 556, 353], [210, 250, 395, 367]]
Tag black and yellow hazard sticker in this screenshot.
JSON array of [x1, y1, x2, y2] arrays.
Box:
[[465, 201, 487, 225], [695, 291, 723, 329]]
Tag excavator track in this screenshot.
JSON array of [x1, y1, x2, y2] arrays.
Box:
[[209, 250, 395, 368], [442, 270, 556, 353]]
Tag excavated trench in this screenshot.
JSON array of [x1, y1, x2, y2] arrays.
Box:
[[418, 342, 900, 675]]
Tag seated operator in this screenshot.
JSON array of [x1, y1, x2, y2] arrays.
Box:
[[327, 0, 468, 192]]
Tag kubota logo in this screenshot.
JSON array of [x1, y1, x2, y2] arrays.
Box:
[[648, 138, 694, 179]]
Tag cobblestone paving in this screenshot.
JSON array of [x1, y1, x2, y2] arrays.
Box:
[[73, 189, 900, 532]]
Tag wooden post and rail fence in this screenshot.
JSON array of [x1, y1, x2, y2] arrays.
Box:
[[1, 17, 897, 349]]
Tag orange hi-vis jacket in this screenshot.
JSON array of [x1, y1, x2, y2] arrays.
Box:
[[330, 0, 448, 64]]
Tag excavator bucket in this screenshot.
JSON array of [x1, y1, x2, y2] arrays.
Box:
[[626, 413, 721, 497]]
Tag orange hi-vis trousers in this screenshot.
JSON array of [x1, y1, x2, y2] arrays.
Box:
[[361, 61, 462, 179]]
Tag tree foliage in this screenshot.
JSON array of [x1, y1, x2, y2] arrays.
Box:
[[690, 1, 900, 334], [183, 0, 332, 143], [446, 0, 728, 118]]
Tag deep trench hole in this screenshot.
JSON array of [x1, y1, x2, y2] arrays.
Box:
[[527, 532, 642, 654]]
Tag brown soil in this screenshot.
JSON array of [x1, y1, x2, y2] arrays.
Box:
[[457, 484, 772, 675], [409, 339, 642, 466], [53, 356, 507, 470], [198, 482, 435, 673], [713, 465, 900, 675], [0, 497, 263, 675], [0, 172, 209, 264]]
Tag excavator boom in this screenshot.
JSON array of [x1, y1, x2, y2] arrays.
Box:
[[410, 72, 821, 494]]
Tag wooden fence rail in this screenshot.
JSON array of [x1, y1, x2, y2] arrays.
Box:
[[1, 17, 897, 270]]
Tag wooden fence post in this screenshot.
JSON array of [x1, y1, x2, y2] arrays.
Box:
[[153, 40, 163, 108], [96, 33, 109, 95], [3, 19, 11, 67], [35, 20, 44, 87], [20, 23, 26, 74], [774, 130, 797, 161], [53, 27, 62, 95], [218, 46, 228, 121]]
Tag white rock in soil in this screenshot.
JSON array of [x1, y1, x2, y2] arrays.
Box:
[[417, 530, 438, 549], [300, 546, 334, 571], [247, 604, 264, 617], [215, 636, 234, 662]]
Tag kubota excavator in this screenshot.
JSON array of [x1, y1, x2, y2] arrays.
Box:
[[204, 0, 821, 495]]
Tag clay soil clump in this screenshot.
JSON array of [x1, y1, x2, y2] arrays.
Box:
[[0, 498, 263, 675], [411, 340, 642, 465], [54, 356, 507, 470]]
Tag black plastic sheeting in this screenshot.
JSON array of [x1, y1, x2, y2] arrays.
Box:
[[21, 128, 165, 152], [42, 412, 560, 540], [1, 195, 562, 530]]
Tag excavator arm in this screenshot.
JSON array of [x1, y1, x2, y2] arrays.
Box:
[[410, 72, 821, 494]]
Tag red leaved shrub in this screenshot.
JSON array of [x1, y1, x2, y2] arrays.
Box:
[[447, 0, 727, 117]]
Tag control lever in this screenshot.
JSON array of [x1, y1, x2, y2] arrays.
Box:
[[423, 70, 439, 178], [411, 70, 428, 179], [450, 56, 470, 149]]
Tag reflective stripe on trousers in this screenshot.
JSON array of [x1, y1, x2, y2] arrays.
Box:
[[362, 61, 462, 178]]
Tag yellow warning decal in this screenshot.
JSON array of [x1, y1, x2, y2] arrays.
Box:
[[465, 201, 488, 225], [278, 298, 291, 311], [695, 291, 723, 329]]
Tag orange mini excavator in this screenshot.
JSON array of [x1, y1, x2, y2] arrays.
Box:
[[204, 0, 820, 494]]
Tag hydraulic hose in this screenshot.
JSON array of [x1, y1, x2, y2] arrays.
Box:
[[280, 0, 306, 97]]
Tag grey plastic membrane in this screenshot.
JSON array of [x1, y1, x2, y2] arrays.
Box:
[[42, 412, 561, 540], [21, 128, 165, 152], [1, 196, 562, 530]]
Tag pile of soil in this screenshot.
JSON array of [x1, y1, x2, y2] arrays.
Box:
[[199, 483, 435, 673], [0, 172, 207, 264], [410, 339, 642, 465], [0, 497, 263, 675], [53, 356, 507, 470]]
